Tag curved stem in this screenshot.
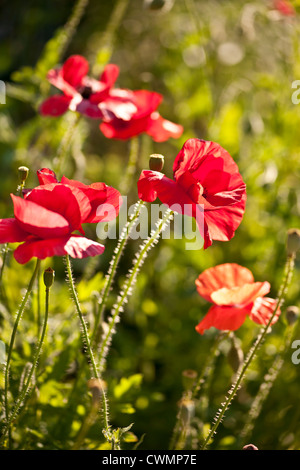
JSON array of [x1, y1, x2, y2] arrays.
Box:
[[97, 209, 174, 374], [64, 254, 110, 433], [92, 199, 145, 345], [3, 258, 41, 442], [200, 254, 295, 450]]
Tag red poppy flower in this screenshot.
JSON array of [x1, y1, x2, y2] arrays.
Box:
[[39, 55, 135, 120], [137, 139, 246, 248], [100, 89, 183, 142], [0, 169, 122, 264], [195, 263, 280, 334], [273, 0, 296, 16]]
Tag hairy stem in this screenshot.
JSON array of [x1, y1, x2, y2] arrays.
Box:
[[64, 254, 110, 434], [92, 199, 145, 346], [97, 209, 174, 374]]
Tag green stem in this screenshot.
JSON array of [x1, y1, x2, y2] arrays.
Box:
[[200, 254, 295, 450], [3, 258, 41, 441], [92, 199, 145, 346], [1, 279, 50, 441], [97, 209, 174, 374], [64, 254, 110, 433]]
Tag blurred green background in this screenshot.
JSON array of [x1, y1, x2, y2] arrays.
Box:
[[1, 0, 300, 450]]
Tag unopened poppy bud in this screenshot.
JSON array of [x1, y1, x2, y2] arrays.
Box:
[[287, 228, 300, 256], [43, 267, 55, 289], [285, 306, 299, 326], [88, 378, 107, 406], [227, 336, 244, 373], [18, 166, 29, 183], [149, 154, 164, 172], [243, 443, 258, 450], [182, 369, 197, 390]]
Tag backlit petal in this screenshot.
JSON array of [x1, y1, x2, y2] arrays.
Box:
[[0, 218, 29, 243], [195, 304, 248, 335], [210, 281, 270, 306], [249, 297, 281, 326], [11, 194, 70, 239], [61, 55, 89, 88], [196, 263, 255, 302], [40, 95, 71, 117]]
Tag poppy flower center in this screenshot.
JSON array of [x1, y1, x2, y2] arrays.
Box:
[[79, 85, 93, 99]]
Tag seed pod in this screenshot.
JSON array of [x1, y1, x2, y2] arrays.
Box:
[[285, 306, 299, 326], [149, 153, 165, 172], [43, 267, 55, 289]]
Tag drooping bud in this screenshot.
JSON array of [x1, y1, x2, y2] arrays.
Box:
[[287, 228, 300, 256], [285, 306, 299, 326], [182, 369, 197, 391], [43, 267, 55, 289], [18, 166, 29, 184], [149, 153, 164, 172]]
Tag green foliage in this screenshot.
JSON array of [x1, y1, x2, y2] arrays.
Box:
[[0, 0, 300, 451]]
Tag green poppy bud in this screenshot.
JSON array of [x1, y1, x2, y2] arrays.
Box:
[[18, 166, 29, 183], [285, 306, 299, 326], [43, 267, 55, 289], [149, 154, 164, 172]]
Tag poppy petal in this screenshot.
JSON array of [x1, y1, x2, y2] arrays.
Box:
[[40, 95, 71, 117], [11, 194, 70, 239], [89, 64, 120, 104], [195, 304, 248, 335], [14, 236, 70, 264], [146, 113, 184, 142], [203, 192, 246, 242], [210, 281, 271, 306], [137, 170, 209, 245], [60, 177, 122, 223], [0, 218, 29, 243], [37, 168, 59, 185], [61, 55, 89, 89], [249, 297, 281, 326], [64, 236, 105, 259], [24, 184, 86, 232], [196, 263, 255, 302], [13, 235, 105, 264]]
